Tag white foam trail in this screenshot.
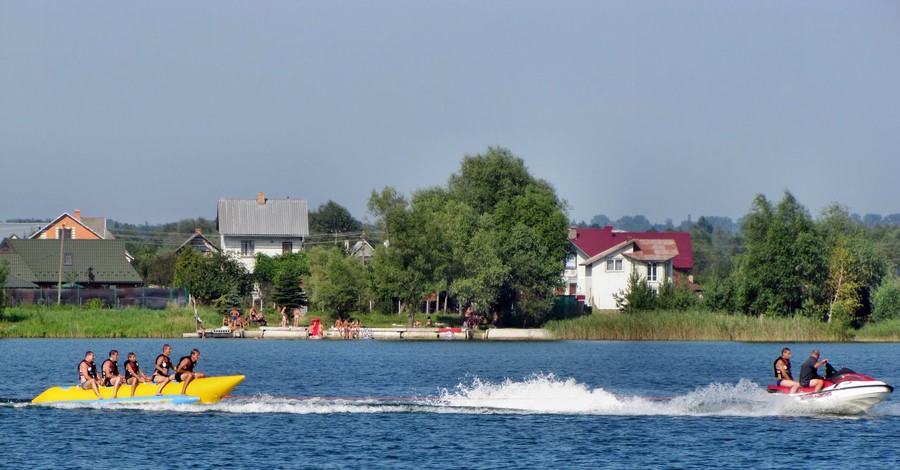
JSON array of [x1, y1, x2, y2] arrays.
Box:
[[18, 374, 891, 417]]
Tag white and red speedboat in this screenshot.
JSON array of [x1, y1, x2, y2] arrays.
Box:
[[767, 366, 893, 414]]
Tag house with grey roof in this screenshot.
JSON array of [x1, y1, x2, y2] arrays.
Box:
[[217, 192, 309, 272], [176, 228, 220, 255]]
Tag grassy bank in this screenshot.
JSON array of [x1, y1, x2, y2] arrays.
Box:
[[0, 305, 221, 338], [544, 310, 856, 342]]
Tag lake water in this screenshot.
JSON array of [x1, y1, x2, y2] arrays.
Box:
[[2, 339, 898, 469]]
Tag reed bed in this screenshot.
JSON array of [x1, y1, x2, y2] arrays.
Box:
[[544, 310, 852, 342]]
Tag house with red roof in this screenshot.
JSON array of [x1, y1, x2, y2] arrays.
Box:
[[565, 226, 695, 310]]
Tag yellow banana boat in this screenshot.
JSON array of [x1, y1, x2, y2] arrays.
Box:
[[32, 375, 244, 404]]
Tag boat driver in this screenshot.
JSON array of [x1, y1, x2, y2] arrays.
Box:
[[78, 351, 103, 399], [773, 347, 800, 394], [799, 349, 829, 393]]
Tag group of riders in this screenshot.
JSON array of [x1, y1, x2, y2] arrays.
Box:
[[773, 347, 831, 394], [77, 344, 205, 400]]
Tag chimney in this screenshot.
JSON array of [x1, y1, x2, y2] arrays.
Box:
[[195, 227, 202, 234], [74, 209, 81, 221], [257, 192, 266, 205], [568, 226, 577, 240]]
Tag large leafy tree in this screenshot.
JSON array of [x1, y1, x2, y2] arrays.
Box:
[[309, 200, 362, 235], [305, 246, 367, 315], [817, 204, 887, 324], [172, 249, 251, 305], [370, 147, 570, 326], [254, 252, 309, 303], [734, 192, 826, 317]]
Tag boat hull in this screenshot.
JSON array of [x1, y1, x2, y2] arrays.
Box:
[[32, 375, 244, 404], [767, 380, 893, 414]]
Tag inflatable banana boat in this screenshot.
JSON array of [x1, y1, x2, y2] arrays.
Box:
[[32, 375, 245, 405]]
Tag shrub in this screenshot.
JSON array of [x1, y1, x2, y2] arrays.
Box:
[[871, 276, 900, 323]]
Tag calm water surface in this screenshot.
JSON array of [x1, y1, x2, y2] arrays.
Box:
[[2, 339, 898, 469]]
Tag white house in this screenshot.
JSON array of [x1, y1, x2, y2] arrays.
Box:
[[217, 192, 309, 272], [566, 226, 695, 310]]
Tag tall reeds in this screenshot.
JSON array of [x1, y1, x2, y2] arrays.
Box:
[[544, 310, 852, 342]]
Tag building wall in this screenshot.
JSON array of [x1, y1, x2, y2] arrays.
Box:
[[35, 215, 102, 240], [575, 245, 673, 310], [221, 235, 305, 272]]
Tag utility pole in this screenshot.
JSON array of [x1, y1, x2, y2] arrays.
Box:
[[57, 223, 66, 305]]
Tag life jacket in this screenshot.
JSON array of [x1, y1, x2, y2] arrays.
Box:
[[102, 359, 120, 378], [773, 357, 792, 380], [177, 356, 196, 374], [124, 360, 140, 380], [155, 354, 172, 376], [78, 359, 98, 382]]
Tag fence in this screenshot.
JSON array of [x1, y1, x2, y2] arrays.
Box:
[[4, 287, 188, 310]]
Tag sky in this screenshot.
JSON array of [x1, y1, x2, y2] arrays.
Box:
[[2, 1, 899, 227]]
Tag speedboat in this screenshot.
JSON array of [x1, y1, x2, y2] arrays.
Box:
[[767, 367, 893, 414], [32, 375, 245, 405]]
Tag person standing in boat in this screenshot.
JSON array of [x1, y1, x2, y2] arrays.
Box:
[[124, 352, 152, 398], [101, 350, 126, 398], [773, 347, 800, 394], [152, 344, 176, 395], [799, 349, 829, 393], [78, 351, 103, 399], [173, 348, 206, 395]]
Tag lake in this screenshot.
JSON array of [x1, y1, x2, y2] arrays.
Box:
[[2, 339, 898, 469]]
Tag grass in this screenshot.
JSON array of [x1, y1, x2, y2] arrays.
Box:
[[852, 318, 900, 342], [544, 310, 854, 342]]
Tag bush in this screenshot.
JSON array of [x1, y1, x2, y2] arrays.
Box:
[[871, 277, 900, 323]]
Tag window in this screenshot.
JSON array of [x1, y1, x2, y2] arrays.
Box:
[[606, 259, 623, 271], [64, 253, 74, 266], [241, 240, 254, 257], [282, 242, 293, 254], [58, 227, 73, 239], [647, 262, 658, 282]]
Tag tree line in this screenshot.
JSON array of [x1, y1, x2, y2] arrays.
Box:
[[616, 191, 900, 328]]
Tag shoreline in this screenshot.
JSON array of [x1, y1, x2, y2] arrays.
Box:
[[183, 326, 553, 341]]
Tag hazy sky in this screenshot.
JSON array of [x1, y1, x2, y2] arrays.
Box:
[[2, 1, 899, 226]]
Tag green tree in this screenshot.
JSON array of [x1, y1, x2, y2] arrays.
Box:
[[305, 246, 367, 315], [271, 262, 309, 309], [172, 249, 251, 305], [254, 252, 309, 303], [614, 270, 656, 312], [309, 200, 362, 235], [734, 192, 826, 317], [871, 276, 900, 323]]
